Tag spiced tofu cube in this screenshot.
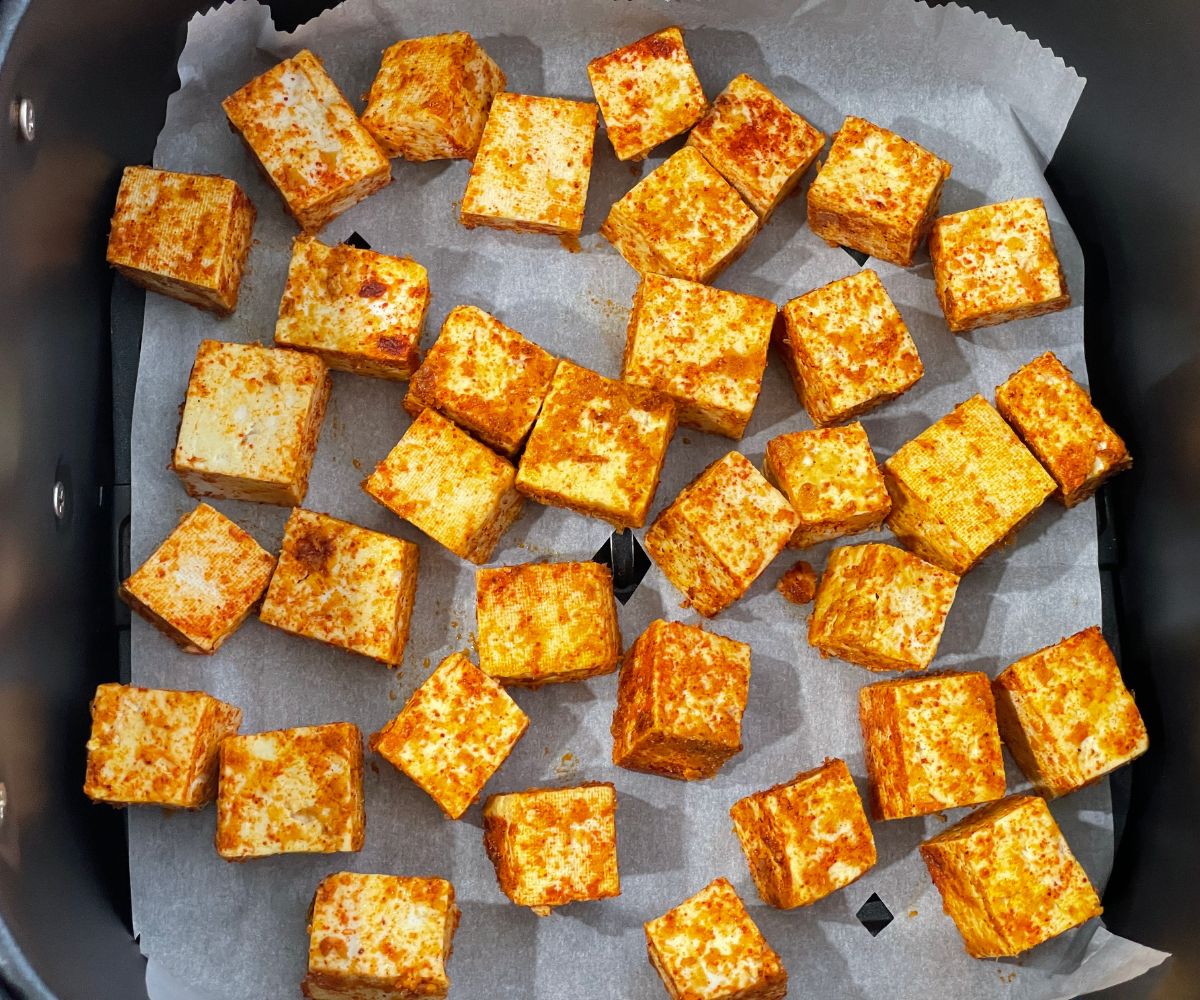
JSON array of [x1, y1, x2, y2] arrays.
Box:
[[482, 782, 620, 914], [883, 395, 1056, 574], [644, 452, 801, 618], [730, 758, 876, 909], [259, 509, 419, 665], [216, 722, 365, 860], [920, 795, 1102, 957], [621, 273, 776, 439], [83, 683, 242, 809], [475, 561, 621, 686], [777, 560, 818, 606], [119, 503, 275, 654], [106, 166, 255, 315], [173, 340, 331, 506]]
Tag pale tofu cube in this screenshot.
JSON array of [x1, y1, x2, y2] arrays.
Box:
[[119, 502, 275, 654], [730, 758, 876, 909], [106, 166, 255, 315], [807, 116, 951, 266], [173, 340, 331, 507], [516, 360, 676, 529], [482, 782, 620, 914], [222, 49, 391, 233], [259, 509, 419, 666], [475, 560, 621, 686], [776, 560, 818, 606], [883, 395, 1056, 574], [920, 795, 1102, 957], [83, 683, 242, 809], [216, 722, 365, 860], [644, 452, 800, 618], [621, 273, 776, 439]]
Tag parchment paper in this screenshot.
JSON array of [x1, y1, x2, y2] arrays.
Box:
[[127, 1, 1170, 996]]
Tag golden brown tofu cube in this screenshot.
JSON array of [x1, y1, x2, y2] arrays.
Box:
[[119, 503, 275, 654], [687, 74, 825, 220], [404, 305, 558, 457], [259, 509, 419, 665], [645, 452, 801, 618], [808, 543, 959, 673], [83, 683, 242, 809], [587, 26, 707, 162], [730, 758, 876, 909], [611, 619, 750, 780], [516, 360, 676, 529], [303, 872, 459, 1000], [807, 116, 951, 266], [777, 560, 818, 606], [460, 92, 598, 238], [362, 32, 505, 161], [601, 146, 759, 283], [106, 166, 255, 315], [370, 652, 529, 819], [995, 351, 1132, 507], [930, 198, 1070, 333], [223, 50, 390, 233], [216, 722, 365, 861], [363, 409, 523, 564], [920, 795, 1102, 957], [763, 422, 891, 548], [883, 395, 1056, 574], [993, 627, 1148, 798], [644, 878, 787, 1000], [777, 269, 923, 426], [621, 273, 776, 439], [274, 236, 429, 380], [475, 560, 621, 686], [859, 672, 1006, 821], [173, 340, 331, 506], [482, 782, 620, 914]]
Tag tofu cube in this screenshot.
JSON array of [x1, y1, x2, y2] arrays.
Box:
[[644, 878, 787, 1000], [930, 198, 1070, 333], [995, 351, 1132, 507], [362, 32, 505, 161], [920, 795, 1102, 957], [859, 672, 1007, 821], [993, 627, 1148, 798], [173, 340, 331, 506], [644, 452, 801, 618], [222, 49, 391, 233], [516, 360, 676, 529], [601, 146, 759, 283], [363, 409, 524, 564], [274, 236, 429, 380], [370, 652, 529, 819], [259, 509, 419, 665], [216, 722, 365, 861], [763, 422, 891, 548], [621, 273, 776, 439], [119, 502, 275, 654], [883, 395, 1056, 574], [586, 26, 707, 162], [808, 543, 959, 673], [730, 758, 876, 909], [777, 560, 818, 606], [807, 116, 951, 267], [475, 560, 621, 686], [83, 683, 242, 809], [687, 74, 825, 220], [777, 269, 923, 425], [460, 92, 598, 238], [482, 783, 620, 914], [611, 619, 750, 780], [405, 305, 558, 457], [106, 166, 255, 315], [303, 872, 459, 1000]]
